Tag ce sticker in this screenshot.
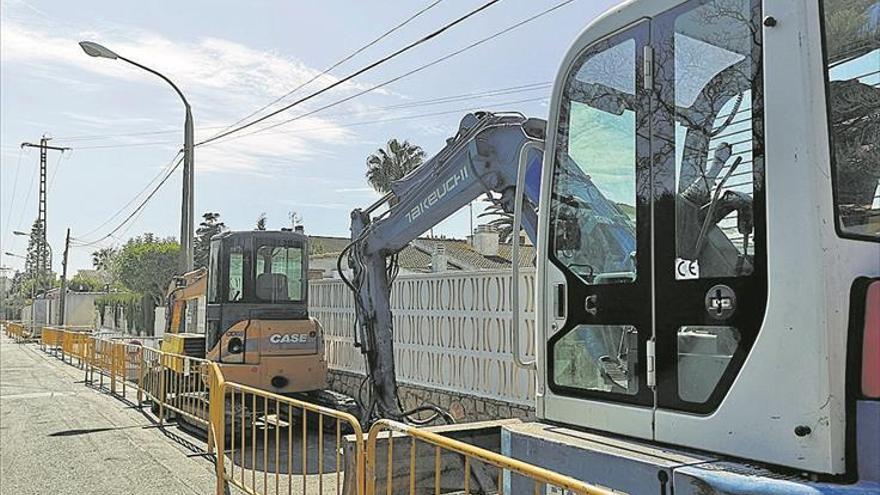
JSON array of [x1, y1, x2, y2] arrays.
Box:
[[675, 258, 699, 280]]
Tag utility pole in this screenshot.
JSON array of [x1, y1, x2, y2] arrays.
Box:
[[59, 228, 71, 326], [21, 136, 69, 284]]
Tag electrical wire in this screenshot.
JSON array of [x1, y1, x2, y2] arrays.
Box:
[[62, 93, 548, 151], [56, 125, 227, 142], [47, 151, 68, 193], [3, 148, 26, 248], [197, 0, 507, 147], [73, 140, 181, 151], [203, 0, 578, 147], [204, 0, 448, 143], [72, 154, 184, 247], [52, 81, 551, 146], [75, 151, 183, 240], [11, 152, 39, 243]]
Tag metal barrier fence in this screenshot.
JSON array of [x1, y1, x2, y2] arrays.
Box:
[[366, 420, 615, 495], [5, 321, 32, 342], [210, 380, 366, 495], [18, 327, 620, 495]]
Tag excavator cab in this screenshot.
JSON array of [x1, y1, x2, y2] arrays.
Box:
[[204, 230, 308, 352], [202, 230, 328, 394]]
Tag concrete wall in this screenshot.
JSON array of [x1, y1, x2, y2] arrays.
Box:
[[48, 292, 100, 327], [21, 299, 50, 326]]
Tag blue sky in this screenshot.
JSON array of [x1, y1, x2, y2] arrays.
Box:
[[0, 0, 619, 275]]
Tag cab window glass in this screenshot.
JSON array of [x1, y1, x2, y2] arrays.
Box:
[[821, 0, 880, 239], [554, 325, 639, 395], [677, 326, 739, 402], [255, 245, 304, 302], [550, 38, 639, 286], [673, 0, 761, 279], [207, 240, 220, 303], [228, 246, 244, 302]]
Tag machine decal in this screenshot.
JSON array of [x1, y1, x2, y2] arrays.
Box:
[[269, 333, 311, 344], [405, 166, 470, 223], [676, 258, 700, 280]]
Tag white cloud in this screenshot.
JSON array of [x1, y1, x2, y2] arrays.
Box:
[[0, 18, 384, 175]]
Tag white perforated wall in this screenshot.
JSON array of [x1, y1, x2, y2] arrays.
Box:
[[309, 269, 537, 406]]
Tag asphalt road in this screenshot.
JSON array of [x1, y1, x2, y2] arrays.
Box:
[[0, 334, 223, 495]]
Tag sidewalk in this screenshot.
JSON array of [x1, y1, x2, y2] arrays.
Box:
[[0, 334, 220, 495]]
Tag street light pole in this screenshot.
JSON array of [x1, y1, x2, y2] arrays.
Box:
[[78, 41, 194, 273]]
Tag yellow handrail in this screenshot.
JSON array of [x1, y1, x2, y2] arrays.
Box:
[[366, 419, 619, 495]]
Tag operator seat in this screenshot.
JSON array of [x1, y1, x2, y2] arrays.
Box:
[[256, 273, 289, 302]]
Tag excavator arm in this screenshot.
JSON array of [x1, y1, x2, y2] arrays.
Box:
[[342, 112, 545, 421]]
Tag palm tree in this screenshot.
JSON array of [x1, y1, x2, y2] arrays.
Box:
[[91, 247, 117, 272], [365, 139, 426, 194], [478, 196, 515, 243]]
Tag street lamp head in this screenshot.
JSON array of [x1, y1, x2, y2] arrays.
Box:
[[79, 41, 119, 60], [4, 252, 23, 258], [12, 231, 28, 236]]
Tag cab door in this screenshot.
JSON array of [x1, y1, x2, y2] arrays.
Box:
[[650, 0, 766, 417], [541, 18, 655, 438]]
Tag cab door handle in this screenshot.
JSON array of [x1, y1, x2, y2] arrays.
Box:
[[554, 283, 566, 319], [585, 294, 598, 315]]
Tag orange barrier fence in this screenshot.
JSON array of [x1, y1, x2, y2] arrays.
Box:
[[22, 328, 622, 495]]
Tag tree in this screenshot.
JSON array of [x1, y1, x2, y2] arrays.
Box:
[[365, 138, 425, 194], [112, 234, 180, 306], [478, 196, 515, 243], [112, 234, 180, 334], [24, 219, 52, 291], [194, 212, 226, 268], [91, 247, 117, 272], [256, 212, 267, 231], [69, 272, 104, 292]]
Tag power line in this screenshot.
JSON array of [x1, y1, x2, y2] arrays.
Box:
[[10, 151, 40, 250], [72, 154, 184, 247], [204, 0, 578, 146], [52, 82, 552, 150], [269, 95, 549, 134], [3, 148, 26, 248], [56, 125, 227, 142], [54, 81, 552, 146], [74, 140, 181, 150], [66, 94, 549, 248], [47, 151, 69, 192], [75, 150, 183, 240], [206, 0, 448, 143], [197, 0, 507, 147], [377, 81, 550, 110]]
